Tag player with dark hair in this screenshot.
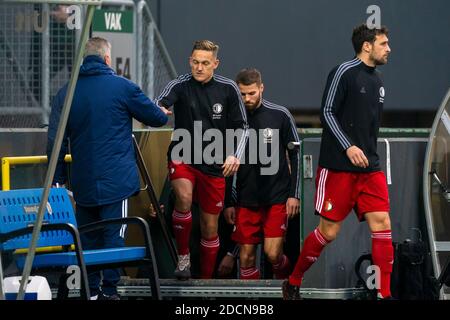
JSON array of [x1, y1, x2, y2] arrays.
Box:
[[283, 24, 393, 300], [223, 68, 300, 280]]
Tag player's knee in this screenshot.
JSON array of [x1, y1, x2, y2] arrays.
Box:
[[240, 251, 256, 267], [318, 225, 339, 241], [175, 192, 192, 210], [322, 230, 338, 241], [264, 248, 282, 264], [370, 213, 391, 231], [318, 218, 341, 241], [200, 221, 218, 239], [201, 228, 217, 239], [379, 214, 391, 230]]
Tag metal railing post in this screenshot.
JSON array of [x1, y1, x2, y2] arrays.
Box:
[[1, 155, 72, 191], [135, 0, 143, 87], [41, 3, 50, 125], [148, 18, 155, 99], [1, 158, 11, 191]]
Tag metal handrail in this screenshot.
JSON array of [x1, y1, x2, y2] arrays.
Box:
[[1, 155, 72, 191]]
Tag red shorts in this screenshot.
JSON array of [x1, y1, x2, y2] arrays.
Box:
[[314, 166, 390, 222], [231, 204, 288, 244], [168, 161, 225, 214]]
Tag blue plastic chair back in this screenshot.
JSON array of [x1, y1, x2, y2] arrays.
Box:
[[0, 188, 77, 250]]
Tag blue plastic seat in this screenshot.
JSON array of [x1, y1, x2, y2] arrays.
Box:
[[15, 247, 148, 268], [0, 188, 161, 300]]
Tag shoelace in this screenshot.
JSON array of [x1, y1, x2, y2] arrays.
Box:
[[178, 255, 190, 270]]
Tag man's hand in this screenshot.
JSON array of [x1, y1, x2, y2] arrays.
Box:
[[160, 106, 173, 116], [50, 5, 69, 23], [148, 203, 164, 219], [286, 197, 300, 218], [52, 183, 66, 188], [52, 183, 74, 198], [223, 207, 236, 225], [222, 155, 240, 177], [217, 253, 235, 278], [346, 145, 369, 168]]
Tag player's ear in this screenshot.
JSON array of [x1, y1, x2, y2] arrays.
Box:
[[104, 53, 112, 67], [362, 41, 372, 53], [213, 58, 220, 69]]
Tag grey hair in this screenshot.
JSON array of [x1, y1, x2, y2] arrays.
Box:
[[84, 37, 111, 59]]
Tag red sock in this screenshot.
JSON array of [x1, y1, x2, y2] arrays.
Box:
[[172, 210, 192, 255], [240, 266, 260, 280], [371, 230, 394, 298], [200, 235, 220, 279], [289, 228, 330, 286], [272, 254, 291, 279]]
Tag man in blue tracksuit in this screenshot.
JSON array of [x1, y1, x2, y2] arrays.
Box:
[[47, 37, 169, 300]]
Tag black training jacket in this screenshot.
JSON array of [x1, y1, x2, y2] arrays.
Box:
[[319, 57, 385, 172], [157, 73, 248, 177], [226, 99, 301, 208]]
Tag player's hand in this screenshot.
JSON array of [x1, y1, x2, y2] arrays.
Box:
[[50, 5, 70, 23], [217, 253, 235, 278], [160, 106, 173, 115], [223, 207, 236, 225], [148, 203, 164, 219], [286, 197, 300, 218], [346, 146, 369, 168], [52, 183, 74, 197], [52, 183, 66, 188], [222, 155, 240, 177]]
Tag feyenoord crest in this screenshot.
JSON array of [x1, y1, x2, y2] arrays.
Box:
[[324, 199, 333, 212], [379, 86, 385, 103], [212, 103, 223, 119], [263, 128, 273, 143]]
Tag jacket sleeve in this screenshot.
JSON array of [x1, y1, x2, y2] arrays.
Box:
[[126, 83, 168, 127], [320, 67, 354, 151], [155, 75, 184, 108], [226, 82, 249, 160], [46, 88, 69, 185], [282, 113, 301, 199]]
